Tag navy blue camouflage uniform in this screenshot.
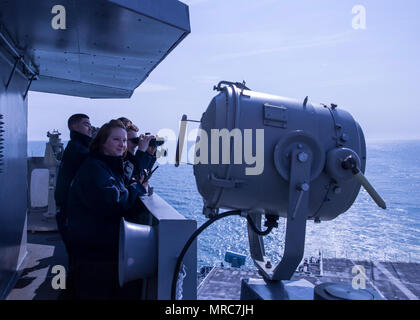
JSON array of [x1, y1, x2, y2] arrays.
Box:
[[54, 130, 92, 257], [123, 149, 156, 184], [66, 151, 146, 299]]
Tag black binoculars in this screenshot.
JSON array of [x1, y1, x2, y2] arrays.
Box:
[[129, 135, 164, 147]]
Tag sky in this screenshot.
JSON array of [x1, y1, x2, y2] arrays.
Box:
[[28, 0, 420, 141]]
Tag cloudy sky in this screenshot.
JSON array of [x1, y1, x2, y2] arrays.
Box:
[[28, 0, 420, 141]]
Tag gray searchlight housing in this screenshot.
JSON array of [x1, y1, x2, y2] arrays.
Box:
[[188, 81, 386, 280]]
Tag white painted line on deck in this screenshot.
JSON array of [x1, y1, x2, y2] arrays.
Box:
[[319, 250, 324, 276], [373, 261, 418, 300], [197, 265, 216, 290], [7, 266, 50, 300]]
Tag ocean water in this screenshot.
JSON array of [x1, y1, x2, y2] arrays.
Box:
[[28, 140, 420, 267]]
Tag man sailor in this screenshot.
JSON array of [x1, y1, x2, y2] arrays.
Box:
[[54, 113, 92, 297]]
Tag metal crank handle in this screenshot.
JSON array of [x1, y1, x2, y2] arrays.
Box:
[[342, 155, 387, 210], [291, 183, 309, 219], [354, 171, 387, 210]]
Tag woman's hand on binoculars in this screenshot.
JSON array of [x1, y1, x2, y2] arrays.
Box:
[[137, 134, 154, 152], [147, 135, 159, 155], [147, 146, 157, 155]]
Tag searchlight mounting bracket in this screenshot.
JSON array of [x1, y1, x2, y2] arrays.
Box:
[[248, 145, 312, 281]]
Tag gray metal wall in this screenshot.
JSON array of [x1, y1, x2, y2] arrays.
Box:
[[0, 47, 28, 299]]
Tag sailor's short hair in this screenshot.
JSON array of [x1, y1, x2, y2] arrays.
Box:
[[68, 113, 89, 130]]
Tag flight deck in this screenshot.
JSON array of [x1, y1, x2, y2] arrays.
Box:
[[7, 231, 419, 300]]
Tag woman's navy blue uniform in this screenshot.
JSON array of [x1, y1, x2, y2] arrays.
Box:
[[123, 150, 156, 183], [66, 151, 146, 299]]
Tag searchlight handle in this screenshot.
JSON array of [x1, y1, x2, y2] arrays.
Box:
[[342, 155, 387, 209]]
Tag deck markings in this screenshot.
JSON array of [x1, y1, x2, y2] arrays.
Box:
[[373, 261, 418, 300], [7, 243, 55, 300]]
